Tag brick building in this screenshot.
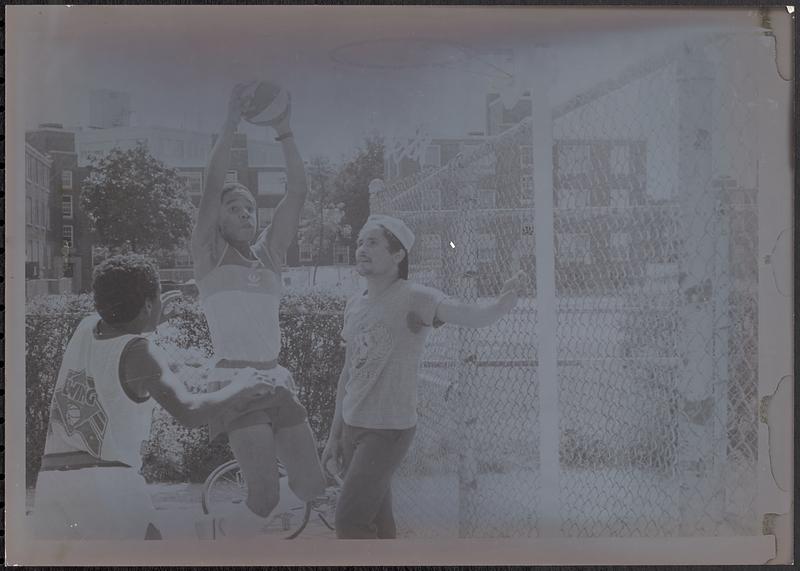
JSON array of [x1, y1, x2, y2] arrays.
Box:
[[27, 124, 92, 292], [24, 143, 54, 280]]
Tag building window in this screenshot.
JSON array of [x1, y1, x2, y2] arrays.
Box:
[[26, 197, 32, 225], [63, 225, 74, 249], [299, 241, 314, 263], [46, 204, 50, 229], [333, 244, 350, 265], [225, 170, 238, 184], [248, 143, 286, 167], [164, 138, 185, 159], [478, 190, 496, 209], [610, 145, 631, 176], [258, 207, 275, 229], [610, 232, 631, 260], [418, 233, 442, 267], [557, 144, 592, 176], [62, 170, 73, 190], [257, 171, 286, 196], [558, 189, 590, 209], [519, 224, 535, 251], [114, 139, 141, 152], [477, 233, 497, 263], [420, 188, 442, 210], [34, 199, 40, 227], [521, 174, 534, 199], [62, 195, 74, 218], [26, 155, 33, 181], [610, 188, 630, 208], [180, 172, 203, 196], [521, 223, 535, 238], [557, 233, 591, 264], [175, 250, 193, 268], [424, 145, 442, 168], [520, 145, 534, 168]]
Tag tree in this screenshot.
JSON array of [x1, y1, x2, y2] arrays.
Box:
[[298, 157, 349, 284], [331, 136, 384, 253], [80, 143, 195, 256]]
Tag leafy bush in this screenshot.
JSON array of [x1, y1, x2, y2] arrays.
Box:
[[25, 295, 95, 486], [26, 291, 347, 485]]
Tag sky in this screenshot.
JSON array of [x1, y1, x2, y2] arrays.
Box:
[[9, 6, 759, 162]]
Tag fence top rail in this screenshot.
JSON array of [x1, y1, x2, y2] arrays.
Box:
[[553, 30, 735, 119], [382, 118, 532, 205], [380, 30, 744, 212]]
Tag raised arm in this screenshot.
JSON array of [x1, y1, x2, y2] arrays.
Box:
[[435, 270, 527, 328], [121, 338, 273, 428], [263, 95, 308, 262], [191, 84, 250, 269]]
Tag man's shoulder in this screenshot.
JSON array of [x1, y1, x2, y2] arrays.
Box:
[[120, 337, 166, 380], [76, 313, 101, 331]]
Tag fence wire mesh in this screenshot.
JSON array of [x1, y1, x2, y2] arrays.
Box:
[[375, 32, 761, 538], [24, 31, 764, 541]]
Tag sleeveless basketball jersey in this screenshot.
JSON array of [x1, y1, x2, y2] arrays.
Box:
[[198, 242, 283, 362], [42, 315, 155, 469]]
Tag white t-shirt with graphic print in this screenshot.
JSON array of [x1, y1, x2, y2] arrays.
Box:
[[340, 279, 446, 430]]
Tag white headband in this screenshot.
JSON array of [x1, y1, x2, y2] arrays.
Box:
[[364, 215, 415, 252]]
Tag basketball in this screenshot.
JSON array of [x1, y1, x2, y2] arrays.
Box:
[[241, 81, 290, 127]]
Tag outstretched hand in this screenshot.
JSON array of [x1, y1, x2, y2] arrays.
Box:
[[321, 437, 344, 482], [270, 89, 292, 136], [497, 270, 528, 313]]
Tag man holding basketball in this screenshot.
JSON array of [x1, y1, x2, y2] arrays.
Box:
[[322, 213, 526, 539], [191, 82, 325, 537]]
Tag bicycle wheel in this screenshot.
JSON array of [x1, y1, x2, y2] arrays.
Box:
[[201, 459, 311, 539]]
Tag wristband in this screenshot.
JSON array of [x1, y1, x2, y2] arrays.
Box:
[[275, 131, 294, 142]]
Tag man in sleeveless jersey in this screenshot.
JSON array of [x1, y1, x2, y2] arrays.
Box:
[[190, 82, 325, 537], [32, 255, 276, 540], [322, 215, 527, 539]]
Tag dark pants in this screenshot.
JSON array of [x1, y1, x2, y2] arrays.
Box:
[[335, 423, 416, 539]]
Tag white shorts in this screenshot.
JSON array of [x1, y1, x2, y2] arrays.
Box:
[[207, 364, 307, 439], [32, 467, 160, 540]]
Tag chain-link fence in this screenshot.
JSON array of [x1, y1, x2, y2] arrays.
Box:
[[23, 30, 765, 542], [375, 32, 762, 538]]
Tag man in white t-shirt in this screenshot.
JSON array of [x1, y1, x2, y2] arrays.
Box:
[[322, 215, 526, 539]]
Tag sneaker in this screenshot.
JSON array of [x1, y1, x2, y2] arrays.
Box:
[[212, 516, 230, 539], [212, 506, 277, 539], [310, 486, 338, 511]]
